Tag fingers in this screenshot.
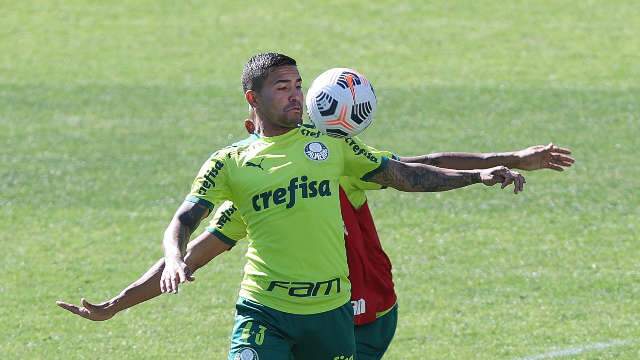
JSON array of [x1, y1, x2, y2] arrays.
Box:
[[160, 269, 173, 293], [171, 275, 178, 294], [177, 267, 186, 284], [552, 153, 575, 164], [546, 163, 564, 171], [56, 301, 84, 316], [160, 274, 166, 293], [184, 266, 195, 282], [513, 172, 525, 193], [495, 168, 525, 194], [81, 298, 96, 311], [160, 260, 195, 294], [57, 300, 93, 320], [500, 175, 514, 189], [547, 153, 574, 171], [57, 299, 115, 321], [549, 143, 572, 155], [536, 143, 575, 171]]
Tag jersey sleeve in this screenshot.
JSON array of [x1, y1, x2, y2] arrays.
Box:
[[185, 150, 233, 211], [205, 201, 247, 248], [341, 147, 397, 191], [341, 137, 390, 181], [339, 147, 396, 209]]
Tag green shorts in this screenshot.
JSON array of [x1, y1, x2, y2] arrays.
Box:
[[228, 297, 355, 360], [354, 304, 398, 360]]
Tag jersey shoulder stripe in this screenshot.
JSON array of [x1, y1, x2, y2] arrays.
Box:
[[206, 227, 238, 247]]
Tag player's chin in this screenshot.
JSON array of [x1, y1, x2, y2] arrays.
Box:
[[284, 112, 303, 127]]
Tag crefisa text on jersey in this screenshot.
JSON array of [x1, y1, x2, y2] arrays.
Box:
[[196, 160, 225, 195], [252, 176, 331, 211], [215, 204, 238, 229], [344, 138, 378, 163]]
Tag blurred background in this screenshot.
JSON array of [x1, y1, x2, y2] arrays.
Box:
[[1, 1, 638, 358]]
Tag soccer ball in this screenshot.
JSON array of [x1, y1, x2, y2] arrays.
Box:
[[305, 68, 377, 138]]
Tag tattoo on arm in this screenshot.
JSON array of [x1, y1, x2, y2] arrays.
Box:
[[370, 159, 481, 192], [164, 202, 210, 256], [176, 202, 210, 231]]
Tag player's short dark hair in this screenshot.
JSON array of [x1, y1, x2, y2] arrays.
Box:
[[241, 52, 297, 93]]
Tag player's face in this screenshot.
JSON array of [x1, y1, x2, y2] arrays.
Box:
[[256, 65, 303, 129]]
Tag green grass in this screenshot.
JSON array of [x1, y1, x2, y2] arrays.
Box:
[[1, 1, 639, 358]]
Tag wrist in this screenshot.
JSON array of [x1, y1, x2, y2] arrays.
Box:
[[163, 246, 182, 261], [506, 151, 524, 169], [104, 297, 123, 314], [461, 169, 482, 184], [471, 170, 482, 183]]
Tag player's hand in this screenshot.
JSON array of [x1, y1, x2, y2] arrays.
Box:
[[160, 256, 194, 294], [56, 298, 116, 321], [480, 166, 525, 194], [515, 143, 574, 171]]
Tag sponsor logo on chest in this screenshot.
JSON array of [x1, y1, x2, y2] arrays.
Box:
[[251, 176, 331, 211]]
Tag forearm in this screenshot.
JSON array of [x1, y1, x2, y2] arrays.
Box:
[[162, 219, 194, 259], [108, 233, 229, 314], [370, 159, 481, 192], [162, 202, 209, 259], [399, 152, 520, 170], [108, 259, 165, 313]]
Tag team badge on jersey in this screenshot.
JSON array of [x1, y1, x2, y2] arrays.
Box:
[[234, 347, 259, 360], [304, 142, 329, 161]]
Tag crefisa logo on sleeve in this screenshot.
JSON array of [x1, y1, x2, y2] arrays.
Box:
[[304, 142, 329, 161]]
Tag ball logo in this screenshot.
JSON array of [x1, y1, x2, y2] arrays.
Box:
[[235, 348, 259, 360], [304, 142, 329, 161]]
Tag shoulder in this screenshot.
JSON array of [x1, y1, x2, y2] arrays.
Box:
[[296, 124, 381, 161], [209, 134, 261, 161]]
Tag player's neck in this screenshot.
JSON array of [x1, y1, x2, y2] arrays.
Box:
[[259, 127, 295, 137], [256, 117, 298, 137]]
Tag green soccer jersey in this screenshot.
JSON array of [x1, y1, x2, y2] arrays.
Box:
[[207, 149, 396, 242], [187, 125, 388, 314]]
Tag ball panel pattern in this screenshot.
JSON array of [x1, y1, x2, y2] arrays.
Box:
[[306, 68, 376, 138]]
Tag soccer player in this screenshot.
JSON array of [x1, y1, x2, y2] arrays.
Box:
[[56, 136, 571, 358], [58, 52, 529, 359]]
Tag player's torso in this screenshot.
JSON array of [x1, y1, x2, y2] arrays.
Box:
[[226, 127, 353, 314], [229, 127, 345, 220]]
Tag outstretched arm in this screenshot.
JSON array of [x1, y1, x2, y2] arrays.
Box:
[[161, 201, 211, 293], [399, 143, 574, 171], [369, 159, 525, 193], [56, 231, 231, 321]]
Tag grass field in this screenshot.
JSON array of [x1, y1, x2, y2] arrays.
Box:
[[2, 1, 639, 359]]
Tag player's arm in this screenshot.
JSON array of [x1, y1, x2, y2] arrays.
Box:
[[398, 143, 574, 171], [161, 201, 210, 293], [56, 231, 231, 321], [161, 149, 234, 293], [369, 158, 525, 193]]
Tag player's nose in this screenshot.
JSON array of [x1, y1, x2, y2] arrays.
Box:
[[290, 87, 303, 103]]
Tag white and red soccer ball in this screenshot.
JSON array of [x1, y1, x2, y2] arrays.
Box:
[[305, 68, 377, 138]]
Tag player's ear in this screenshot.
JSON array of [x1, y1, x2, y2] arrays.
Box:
[[244, 119, 255, 134], [245, 90, 259, 109]]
